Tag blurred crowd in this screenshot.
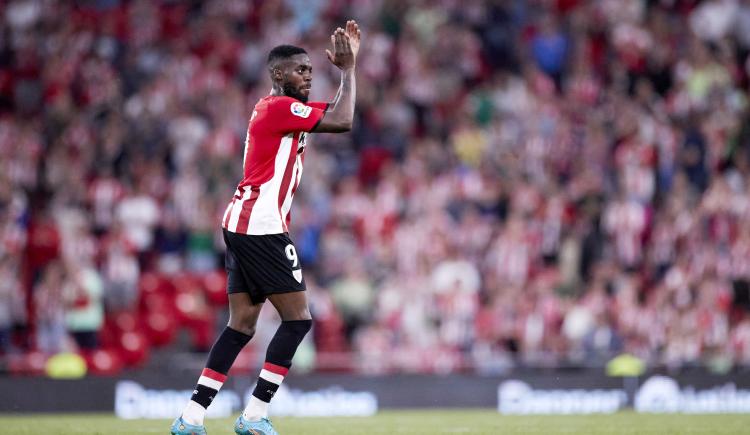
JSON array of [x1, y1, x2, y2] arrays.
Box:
[[2, 0, 750, 375]]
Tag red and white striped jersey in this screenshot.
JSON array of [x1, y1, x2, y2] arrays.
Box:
[[223, 96, 327, 235]]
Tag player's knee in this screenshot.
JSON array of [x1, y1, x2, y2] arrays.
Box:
[[228, 320, 256, 337], [228, 309, 257, 336], [294, 309, 313, 322], [279, 306, 312, 322]]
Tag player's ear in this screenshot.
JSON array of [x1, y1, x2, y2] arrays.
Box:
[[272, 67, 283, 82]]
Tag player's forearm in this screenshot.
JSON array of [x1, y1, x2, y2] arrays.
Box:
[[329, 79, 342, 107], [338, 67, 355, 120], [323, 68, 355, 131]]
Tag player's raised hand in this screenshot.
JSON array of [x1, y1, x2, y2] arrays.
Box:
[[345, 20, 361, 60], [325, 27, 355, 71]]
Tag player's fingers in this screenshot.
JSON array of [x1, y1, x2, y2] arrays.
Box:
[[347, 23, 359, 42], [325, 49, 334, 64], [335, 29, 346, 53], [333, 31, 342, 52], [333, 34, 343, 56]]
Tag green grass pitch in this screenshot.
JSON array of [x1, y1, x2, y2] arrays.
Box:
[[1, 410, 749, 434]]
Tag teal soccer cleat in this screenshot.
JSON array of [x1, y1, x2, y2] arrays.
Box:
[[234, 414, 279, 435], [170, 416, 207, 435]]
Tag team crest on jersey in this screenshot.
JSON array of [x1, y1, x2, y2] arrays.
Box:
[[290, 102, 312, 118]]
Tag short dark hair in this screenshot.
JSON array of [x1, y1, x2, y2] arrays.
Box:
[[267, 45, 307, 65]]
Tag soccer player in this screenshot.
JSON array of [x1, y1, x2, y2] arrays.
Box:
[[171, 20, 360, 435]]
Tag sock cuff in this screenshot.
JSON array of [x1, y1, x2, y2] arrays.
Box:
[[280, 319, 313, 333], [225, 326, 254, 344], [281, 319, 313, 325]]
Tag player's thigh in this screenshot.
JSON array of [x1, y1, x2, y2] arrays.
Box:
[[224, 229, 266, 305], [226, 231, 306, 299], [227, 292, 263, 335], [255, 233, 306, 291], [267, 291, 311, 321]]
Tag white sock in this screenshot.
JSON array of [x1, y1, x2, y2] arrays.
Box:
[[182, 401, 206, 426], [242, 395, 269, 421], [182, 368, 227, 426]]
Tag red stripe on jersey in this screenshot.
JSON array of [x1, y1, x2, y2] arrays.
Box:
[[290, 160, 302, 197], [277, 135, 300, 231], [287, 157, 303, 229], [235, 186, 261, 234], [201, 368, 227, 383], [263, 362, 289, 376]]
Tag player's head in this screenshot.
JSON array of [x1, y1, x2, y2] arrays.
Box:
[[267, 44, 311, 103]]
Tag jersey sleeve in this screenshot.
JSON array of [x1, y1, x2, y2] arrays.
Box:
[[307, 101, 330, 111], [267, 97, 326, 133]]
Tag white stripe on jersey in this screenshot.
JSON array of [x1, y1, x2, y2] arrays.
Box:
[[227, 187, 251, 231], [222, 201, 233, 227], [245, 133, 294, 235]]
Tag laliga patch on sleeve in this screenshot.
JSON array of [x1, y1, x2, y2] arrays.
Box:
[[290, 102, 312, 118]]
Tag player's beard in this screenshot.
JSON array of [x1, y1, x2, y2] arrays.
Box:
[[283, 82, 309, 103]]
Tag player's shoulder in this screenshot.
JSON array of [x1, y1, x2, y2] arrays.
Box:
[[264, 95, 297, 108], [253, 96, 290, 118], [264, 96, 314, 119]]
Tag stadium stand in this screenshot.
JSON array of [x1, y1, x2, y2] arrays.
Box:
[[1, 0, 750, 376]]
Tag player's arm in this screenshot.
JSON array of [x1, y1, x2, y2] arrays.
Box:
[[308, 75, 341, 112], [313, 21, 360, 133], [313, 68, 354, 132], [328, 79, 342, 108], [321, 21, 359, 110]]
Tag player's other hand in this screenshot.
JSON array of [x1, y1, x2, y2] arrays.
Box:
[[326, 20, 359, 71], [345, 20, 360, 60]]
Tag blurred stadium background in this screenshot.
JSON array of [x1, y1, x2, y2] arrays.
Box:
[[2, 0, 750, 430]]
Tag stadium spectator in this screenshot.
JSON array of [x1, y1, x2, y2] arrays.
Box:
[[63, 260, 104, 351], [33, 262, 67, 354], [0, 255, 24, 353]]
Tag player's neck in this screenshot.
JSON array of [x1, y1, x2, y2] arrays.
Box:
[[270, 84, 284, 96]]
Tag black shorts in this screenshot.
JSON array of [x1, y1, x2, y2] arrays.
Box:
[[223, 229, 306, 304]]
